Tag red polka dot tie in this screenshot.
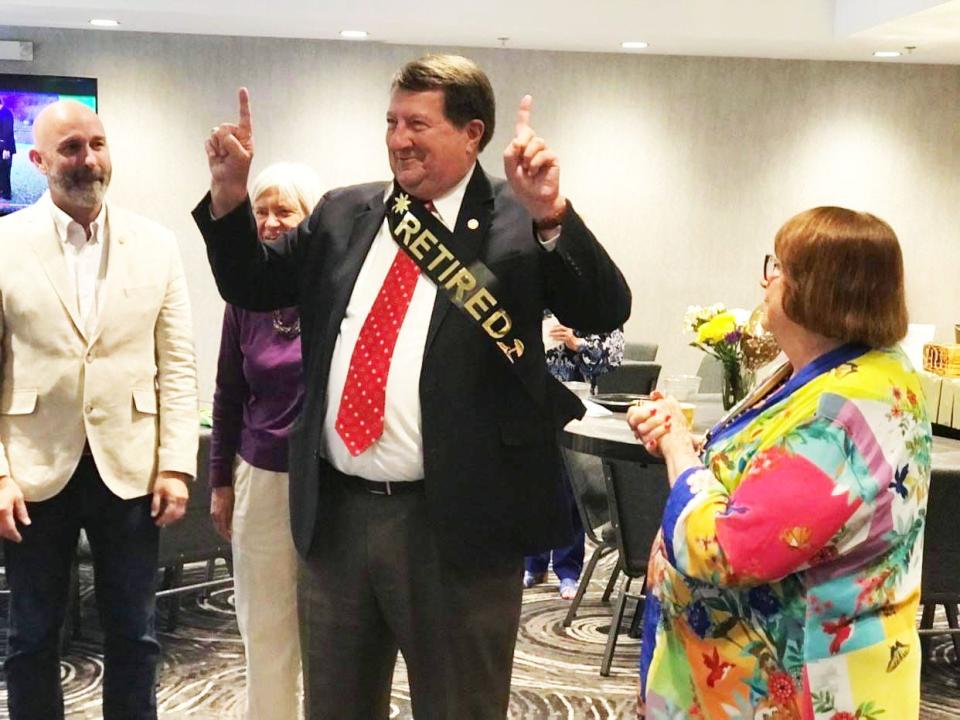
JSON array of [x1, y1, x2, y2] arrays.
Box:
[[335, 244, 421, 456]]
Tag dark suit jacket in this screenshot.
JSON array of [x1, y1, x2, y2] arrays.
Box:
[[194, 166, 631, 561], [0, 106, 15, 155]]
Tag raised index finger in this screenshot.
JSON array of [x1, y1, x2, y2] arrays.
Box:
[[238, 87, 253, 134], [515, 94, 533, 137]]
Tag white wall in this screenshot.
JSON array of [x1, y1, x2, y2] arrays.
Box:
[[2, 27, 958, 399]]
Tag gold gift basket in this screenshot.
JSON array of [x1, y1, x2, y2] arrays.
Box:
[[923, 343, 960, 378], [742, 305, 780, 371]]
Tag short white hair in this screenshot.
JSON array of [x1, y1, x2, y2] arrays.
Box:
[[250, 162, 322, 217]]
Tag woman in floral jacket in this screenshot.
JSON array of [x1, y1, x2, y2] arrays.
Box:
[[628, 207, 930, 720]]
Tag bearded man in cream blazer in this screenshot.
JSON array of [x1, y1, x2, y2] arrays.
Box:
[[0, 100, 198, 720]]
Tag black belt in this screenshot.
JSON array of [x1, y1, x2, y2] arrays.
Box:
[[325, 462, 423, 496], [341, 476, 423, 496]]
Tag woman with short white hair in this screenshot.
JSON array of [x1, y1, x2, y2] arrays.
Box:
[[208, 161, 321, 719]]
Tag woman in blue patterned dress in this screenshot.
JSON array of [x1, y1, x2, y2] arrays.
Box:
[[524, 314, 624, 599]]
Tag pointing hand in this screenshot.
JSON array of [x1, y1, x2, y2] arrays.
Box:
[[206, 87, 255, 217], [503, 95, 565, 226]]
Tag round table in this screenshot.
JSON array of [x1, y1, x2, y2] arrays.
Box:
[[561, 391, 960, 653], [561, 393, 960, 474], [561, 393, 724, 463]]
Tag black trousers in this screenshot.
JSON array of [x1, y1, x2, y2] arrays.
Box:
[[3, 456, 161, 720], [0, 155, 11, 200], [298, 468, 523, 720]]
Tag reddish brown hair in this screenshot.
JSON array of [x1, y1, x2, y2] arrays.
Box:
[[774, 206, 907, 348], [392, 54, 496, 151]]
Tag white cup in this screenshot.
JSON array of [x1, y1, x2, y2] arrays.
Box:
[[658, 374, 702, 402], [563, 381, 591, 400]]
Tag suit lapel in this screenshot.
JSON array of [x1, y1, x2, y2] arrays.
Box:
[[322, 187, 387, 348], [26, 205, 87, 341], [424, 165, 495, 353], [87, 204, 123, 347]]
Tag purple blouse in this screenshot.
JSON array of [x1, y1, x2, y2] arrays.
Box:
[[209, 305, 304, 488]]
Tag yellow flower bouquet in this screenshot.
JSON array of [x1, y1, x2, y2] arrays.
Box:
[[684, 304, 752, 409]]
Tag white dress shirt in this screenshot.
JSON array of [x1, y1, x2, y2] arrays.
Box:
[[322, 168, 475, 481], [321, 164, 562, 481], [47, 192, 108, 334]]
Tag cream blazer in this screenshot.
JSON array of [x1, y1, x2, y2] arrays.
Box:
[[0, 196, 198, 501]]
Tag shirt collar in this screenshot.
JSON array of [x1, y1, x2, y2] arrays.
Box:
[[386, 162, 477, 231], [429, 162, 476, 230], [46, 191, 107, 248]]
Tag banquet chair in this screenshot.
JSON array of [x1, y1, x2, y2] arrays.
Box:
[[560, 447, 619, 627], [0, 431, 232, 640], [596, 361, 662, 395], [599, 458, 671, 676], [156, 434, 232, 631], [919, 466, 960, 662], [697, 355, 723, 393], [624, 342, 659, 362], [1, 539, 228, 641]]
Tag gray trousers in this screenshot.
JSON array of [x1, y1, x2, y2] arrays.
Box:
[[298, 475, 523, 720]]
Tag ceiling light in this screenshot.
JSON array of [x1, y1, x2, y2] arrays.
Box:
[[873, 50, 901, 58], [340, 30, 369, 40], [621, 41, 649, 50], [89, 18, 120, 28]]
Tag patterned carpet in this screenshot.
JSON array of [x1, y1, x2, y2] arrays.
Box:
[[0, 552, 957, 719]]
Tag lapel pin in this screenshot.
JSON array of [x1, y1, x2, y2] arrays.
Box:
[[467, 218, 480, 230]]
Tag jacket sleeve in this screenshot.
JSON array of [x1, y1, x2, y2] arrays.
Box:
[[209, 305, 248, 488], [659, 396, 922, 587], [540, 203, 632, 334], [0, 291, 8, 479], [192, 192, 321, 312], [155, 233, 200, 478]]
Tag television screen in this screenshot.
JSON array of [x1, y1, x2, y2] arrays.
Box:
[[0, 74, 98, 216]]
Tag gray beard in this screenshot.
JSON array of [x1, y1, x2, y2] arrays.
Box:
[[51, 175, 109, 211]]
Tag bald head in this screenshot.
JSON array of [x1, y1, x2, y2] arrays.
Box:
[[30, 100, 111, 225], [33, 100, 102, 149]]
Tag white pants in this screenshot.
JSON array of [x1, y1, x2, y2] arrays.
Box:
[[232, 458, 303, 719]]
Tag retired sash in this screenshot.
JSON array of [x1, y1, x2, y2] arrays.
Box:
[[384, 183, 526, 364]]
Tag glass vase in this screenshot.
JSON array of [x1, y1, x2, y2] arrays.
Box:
[[721, 362, 753, 410]]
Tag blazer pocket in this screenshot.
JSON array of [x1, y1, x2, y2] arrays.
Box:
[[132, 388, 158, 415], [0, 389, 38, 415]]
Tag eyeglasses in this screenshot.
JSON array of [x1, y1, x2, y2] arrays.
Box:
[[763, 254, 782, 282]]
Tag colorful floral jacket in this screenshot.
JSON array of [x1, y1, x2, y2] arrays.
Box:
[[641, 345, 931, 720]]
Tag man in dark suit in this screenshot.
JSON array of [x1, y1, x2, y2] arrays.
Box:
[[0, 96, 15, 200], [194, 54, 631, 719]]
